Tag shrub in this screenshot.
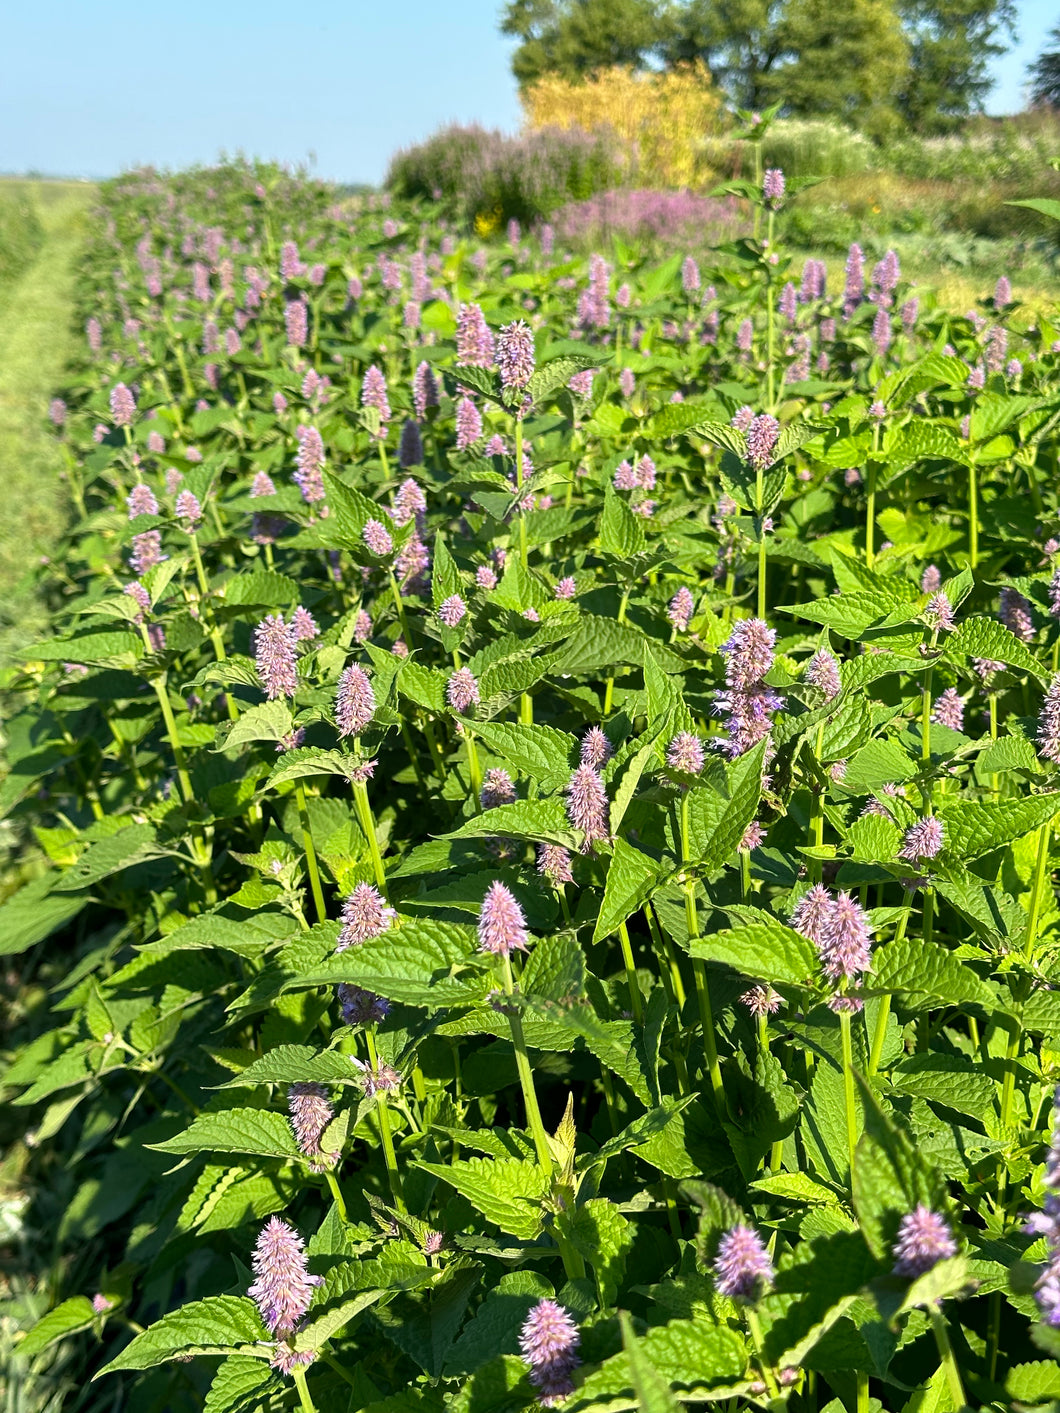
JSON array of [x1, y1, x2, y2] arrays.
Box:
[[522, 63, 725, 189], [552, 186, 747, 248], [385, 123, 629, 227]]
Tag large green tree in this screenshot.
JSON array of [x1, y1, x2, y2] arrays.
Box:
[[502, 0, 1016, 131], [893, 0, 1017, 130], [499, 0, 662, 87], [1029, 20, 1060, 107]]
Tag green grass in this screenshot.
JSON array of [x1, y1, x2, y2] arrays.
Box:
[[0, 180, 95, 661]]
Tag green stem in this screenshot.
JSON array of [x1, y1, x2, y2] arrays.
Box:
[[856, 1370, 870, 1413], [745, 1306, 779, 1398], [1024, 822, 1052, 961], [969, 454, 979, 569], [502, 954, 553, 1173], [354, 779, 387, 892], [679, 793, 724, 1109], [929, 1305, 967, 1411], [365, 1030, 404, 1209], [839, 1006, 859, 1182], [515, 415, 528, 571], [325, 1169, 348, 1222], [618, 921, 643, 1023], [295, 781, 327, 925], [293, 1366, 318, 1413]]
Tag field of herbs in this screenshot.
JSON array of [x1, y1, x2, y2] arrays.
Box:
[[5, 153, 1060, 1413]]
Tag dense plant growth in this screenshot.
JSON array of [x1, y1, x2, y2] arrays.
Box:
[[6, 156, 1060, 1413]]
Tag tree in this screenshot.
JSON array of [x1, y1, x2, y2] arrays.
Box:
[[500, 0, 662, 88], [499, 0, 1016, 128], [1029, 21, 1060, 108], [763, 0, 909, 138], [893, 0, 1018, 130]]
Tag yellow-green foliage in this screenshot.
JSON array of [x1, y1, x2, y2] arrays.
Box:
[[521, 63, 724, 189]]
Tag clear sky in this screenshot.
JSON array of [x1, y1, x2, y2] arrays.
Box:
[[2, 0, 1056, 186]]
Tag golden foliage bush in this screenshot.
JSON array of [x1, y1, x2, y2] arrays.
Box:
[[521, 63, 724, 189]]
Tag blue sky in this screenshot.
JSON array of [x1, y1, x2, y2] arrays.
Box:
[[3, 0, 1054, 185]]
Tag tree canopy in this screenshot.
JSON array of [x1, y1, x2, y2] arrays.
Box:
[[1029, 20, 1060, 108], [498, 0, 1017, 132]]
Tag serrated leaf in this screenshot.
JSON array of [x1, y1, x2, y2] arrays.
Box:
[[415, 1157, 548, 1239], [599, 488, 646, 560], [204, 1356, 278, 1413], [149, 1108, 302, 1160], [593, 838, 670, 943], [468, 719, 575, 787], [53, 823, 163, 892], [869, 937, 998, 1012], [935, 793, 1060, 860], [686, 913, 818, 986], [17, 1296, 97, 1358], [442, 798, 577, 848], [217, 1044, 363, 1089], [218, 699, 294, 751], [521, 933, 585, 1003], [946, 617, 1047, 681], [97, 1296, 267, 1373]]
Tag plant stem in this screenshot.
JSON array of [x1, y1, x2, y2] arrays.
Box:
[[856, 1370, 870, 1413], [839, 1006, 859, 1182], [293, 1365, 318, 1413], [618, 921, 643, 1023], [325, 1170, 348, 1222], [515, 415, 528, 571], [365, 1029, 404, 1209], [968, 454, 979, 569], [866, 461, 877, 567], [295, 782, 327, 925], [353, 779, 387, 892], [502, 954, 553, 1173], [745, 1306, 779, 1398], [679, 793, 724, 1110], [929, 1304, 967, 1411]]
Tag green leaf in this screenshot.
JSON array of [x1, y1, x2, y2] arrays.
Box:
[[593, 837, 670, 943], [935, 793, 1060, 860], [441, 798, 578, 848], [53, 823, 163, 892], [415, 1157, 548, 1239], [0, 874, 87, 956], [521, 933, 585, 1003], [1006, 1361, 1060, 1403], [852, 1087, 947, 1261], [321, 470, 384, 549], [444, 1272, 553, 1377], [204, 1356, 278, 1413], [686, 913, 818, 986], [149, 1108, 302, 1160], [97, 1296, 266, 1374], [527, 353, 607, 405], [568, 1199, 633, 1306], [17, 1296, 97, 1358], [599, 488, 646, 560], [467, 719, 574, 787], [946, 617, 1047, 681], [217, 699, 294, 751], [1006, 197, 1060, 224], [619, 1312, 683, 1413], [217, 1044, 363, 1089], [870, 937, 998, 1012], [266, 747, 358, 788], [699, 738, 768, 870], [891, 1056, 996, 1123], [781, 592, 909, 637]]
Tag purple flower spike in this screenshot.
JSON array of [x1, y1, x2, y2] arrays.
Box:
[[455, 397, 483, 450], [248, 1217, 321, 1337], [746, 414, 780, 469], [337, 883, 395, 951], [818, 891, 873, 982], [892, 1206, 957, 1277], [480, 768, 516, 810], [519, 1299, 581, 1407], [496, 320, 536, 392], [580, 726, 612, 769], [667, 731, 705, 776], [456, 303, 495, 367], [175, 490, 202, 528], [762, 169, 785, 206], [361, 365, 391, 424], [399, 419, 424, 468], [537, 843, 574, 886], [109, 382, 136, 426], [127, 483, 159, 519], [438, 594, 467, 629], [290, 607, 318, 642], [899, 817, 944, 862], [288, 1082, 337, 1170], [363, 519, 393, 556], [1000, 586, 1035, 644], [669, 586, 694, 632], [255, 615, 299, 700], [741, 984, 781, 1016], [720, 619, 776, 689], [791, 883, 832, 945], [806, 649, 841, 700], [931, 689, 964, 731], [566, 764, 609, 850], [925, 593, 956, 633], [447, 667, 480, 713], [478, 881, 529, 956], [715, 1224, 775, 1298], [335, 664, 375, 736], [555, 576, 576, 599], [1040, 676, 1060, 764], [413, 361, 440, 419]]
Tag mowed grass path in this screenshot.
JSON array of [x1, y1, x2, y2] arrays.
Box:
[[0, 181, 95, 657]]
